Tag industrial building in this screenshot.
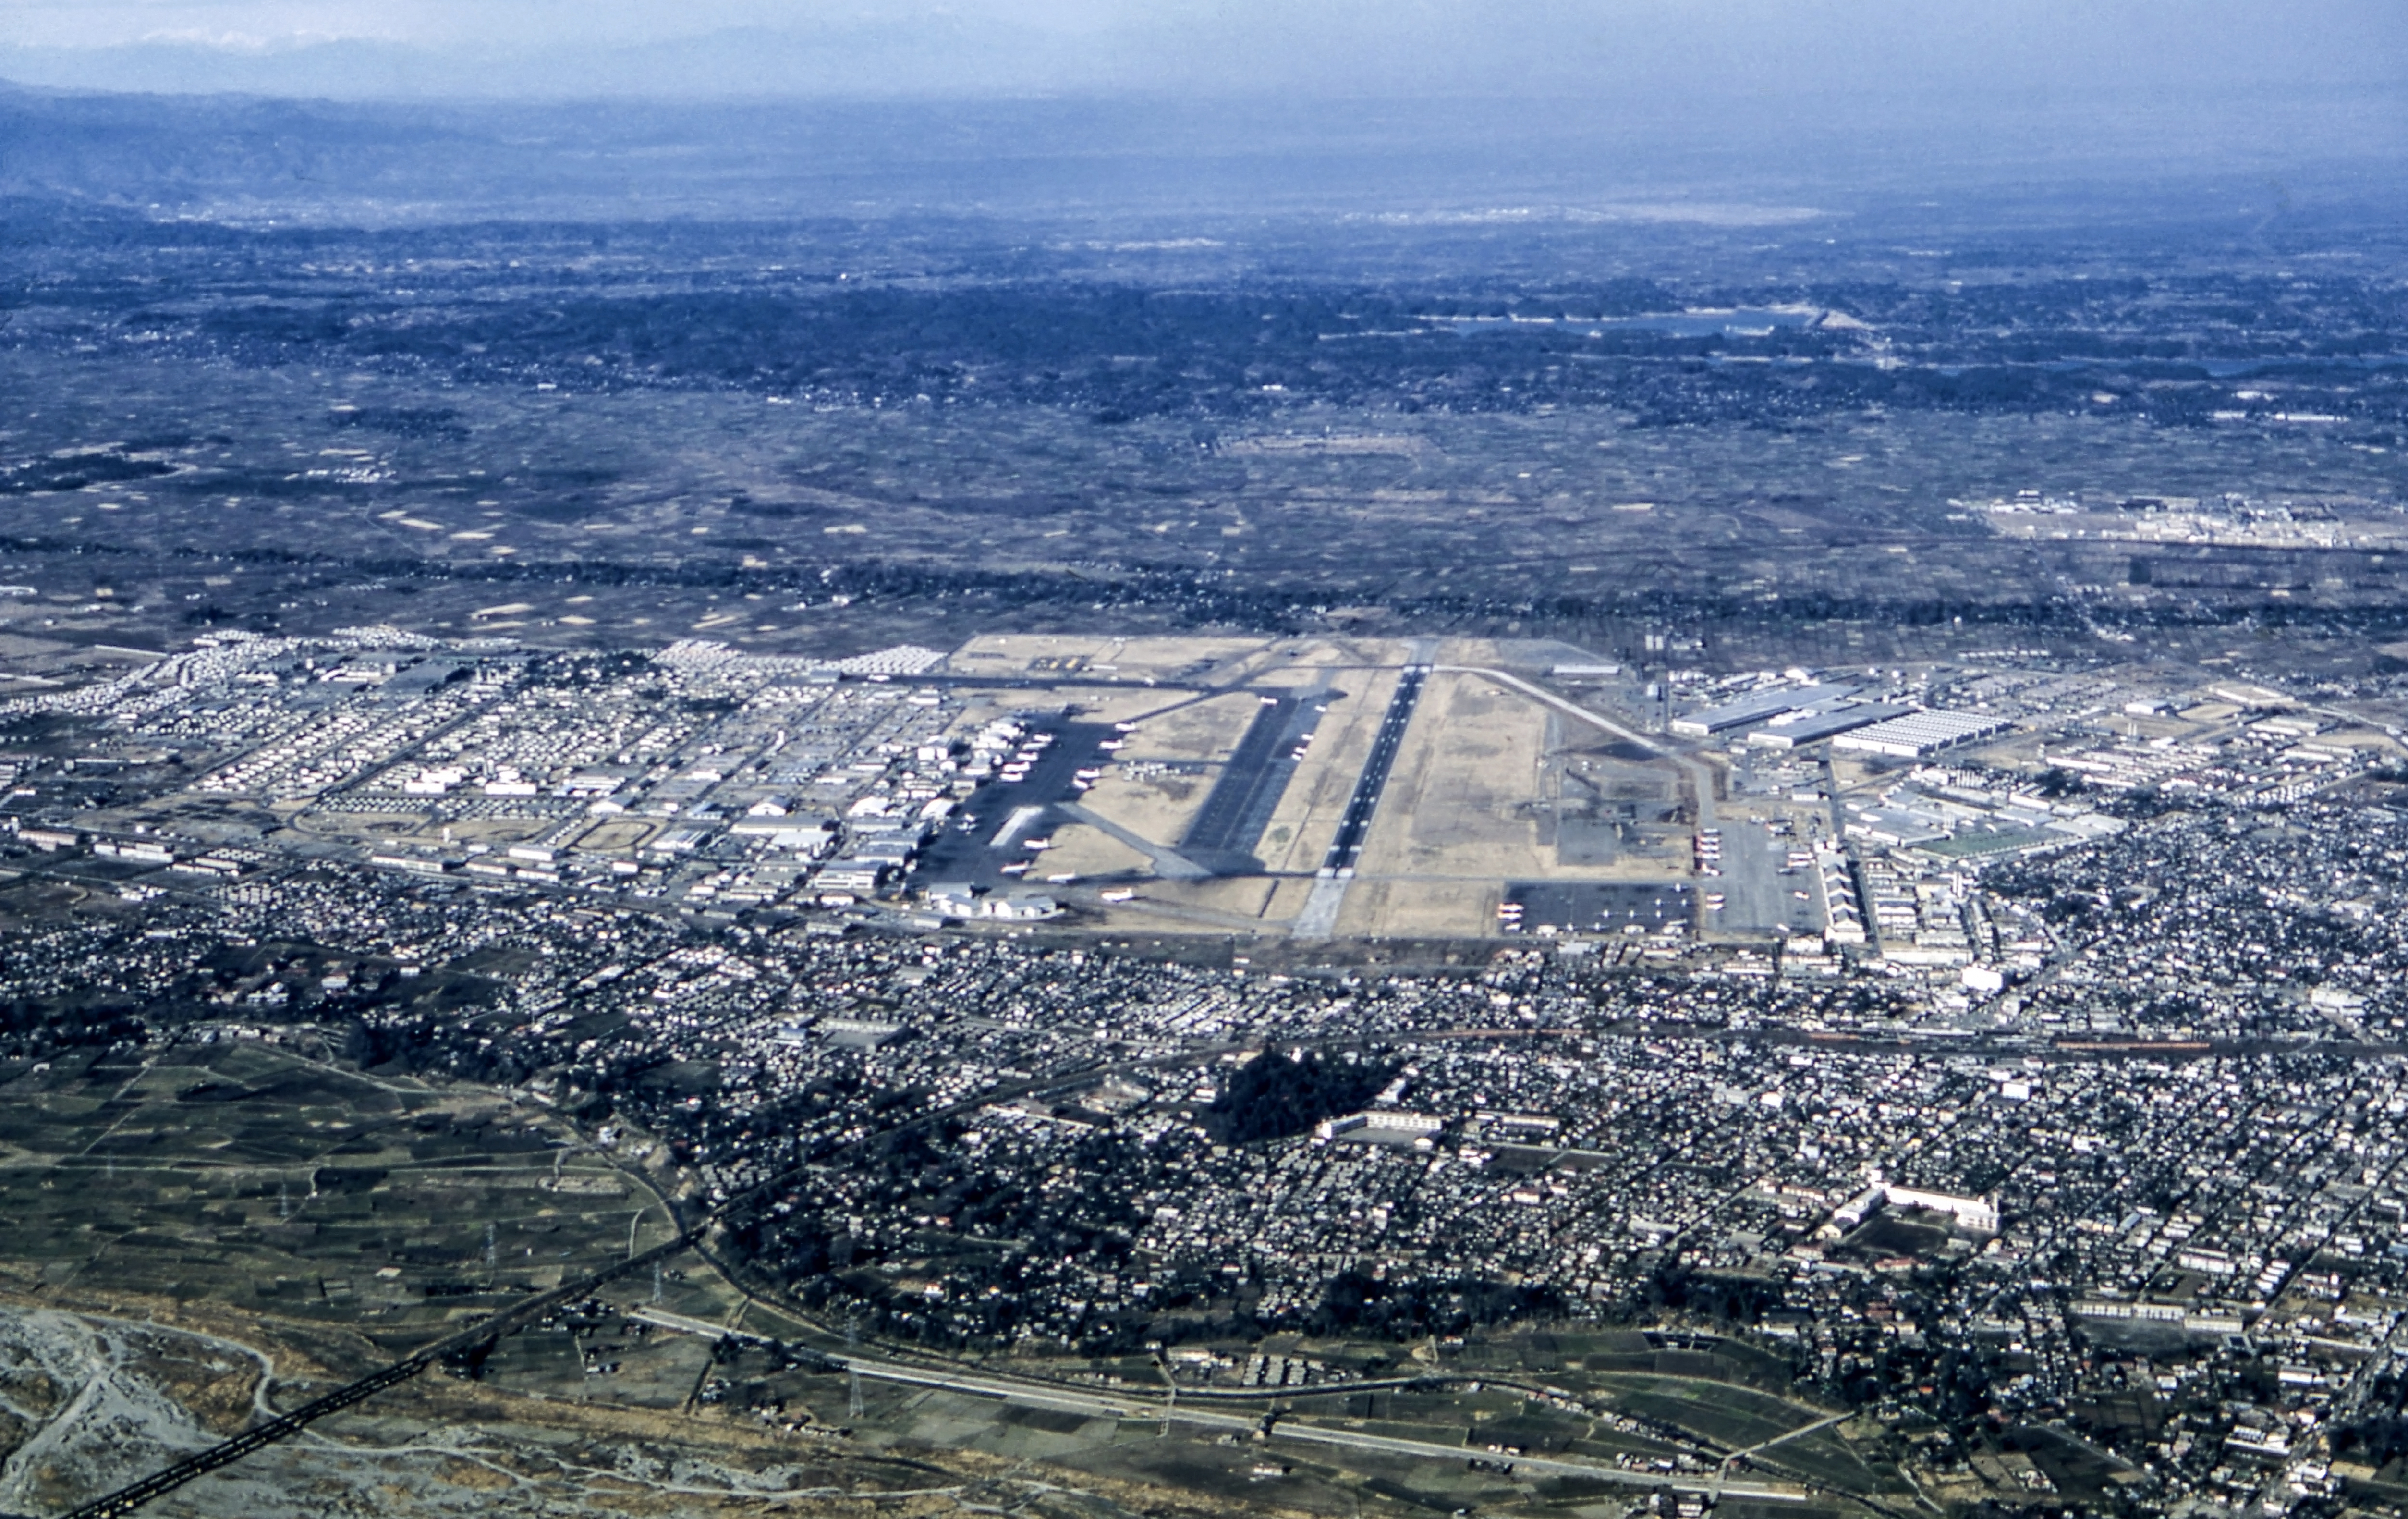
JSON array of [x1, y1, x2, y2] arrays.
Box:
[[1831, 710, 2012, 758], [1669, 684, 1856, 738], [1746, 703, 1904, 750]]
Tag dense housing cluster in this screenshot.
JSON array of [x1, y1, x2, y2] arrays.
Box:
[[4, 625, 2408, 1517]]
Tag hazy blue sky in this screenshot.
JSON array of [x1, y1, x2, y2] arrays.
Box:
[[3, 0, 2403, 102]]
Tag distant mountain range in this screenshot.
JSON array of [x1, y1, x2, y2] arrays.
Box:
[[0, 65, 2400, 227], [0, 24, 1064, 103]]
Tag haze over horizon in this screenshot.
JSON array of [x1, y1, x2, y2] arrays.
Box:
[[3, 0, 2403, 111], [0, 3, 2402, 228]]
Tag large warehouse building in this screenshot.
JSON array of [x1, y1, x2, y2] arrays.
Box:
[[1832, 710, 2012, 759], [1670, 683, 1857, 738]]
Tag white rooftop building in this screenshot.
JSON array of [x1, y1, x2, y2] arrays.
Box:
[[1833, 710, 2013, 759]]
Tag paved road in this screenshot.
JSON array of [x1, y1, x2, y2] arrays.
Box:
[[56, 1229, 701, 1519], [812, 1351, 1805, 1500], [1438, 667, 1665, 754], [1721, 1411, 1849, 1468]]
